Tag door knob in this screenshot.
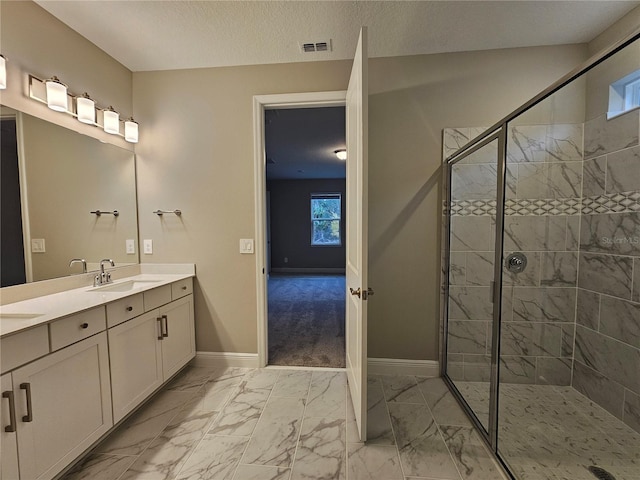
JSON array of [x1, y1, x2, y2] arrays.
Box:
[[350, 287, 375, 300]]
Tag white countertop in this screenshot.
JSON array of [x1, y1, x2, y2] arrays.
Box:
[[0, 271, 194, 338]]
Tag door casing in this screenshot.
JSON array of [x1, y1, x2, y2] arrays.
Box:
[[252, 91, 347, 367]]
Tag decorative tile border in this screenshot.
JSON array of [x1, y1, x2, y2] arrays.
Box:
[[449, 192, 640, 217], [581, 191, 640, 215]]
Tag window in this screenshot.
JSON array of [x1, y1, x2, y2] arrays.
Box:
[[311, 193, 341, 246], [608, 70, 640, 119]]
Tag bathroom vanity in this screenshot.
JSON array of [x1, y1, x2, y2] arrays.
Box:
[[0, 266, 195, 480]]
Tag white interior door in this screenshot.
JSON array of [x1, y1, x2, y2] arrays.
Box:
[[345, 26, 369, 442]]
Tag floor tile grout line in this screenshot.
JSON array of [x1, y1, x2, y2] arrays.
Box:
[[172, 366, 251, 480], [413, 375, 466, 480], [235, 368, 285, 473], [378, 375, 410, 480], [106, 378, 207, 480], [285, 369, 314, 479]]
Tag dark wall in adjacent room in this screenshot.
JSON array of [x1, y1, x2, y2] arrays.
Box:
[[268, 179, 346, 271]]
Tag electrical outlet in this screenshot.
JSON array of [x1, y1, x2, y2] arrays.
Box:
[[284, 257, 288, 263], [126, 239, 135, 254], [143, 239, 153, 254]]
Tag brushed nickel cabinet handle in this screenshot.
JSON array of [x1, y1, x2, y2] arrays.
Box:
[[80, 322, 89, 329], [20, 383, 33, 422], [162, 314, 169, 338], [126, 306, 133, 312], [157, 317, 163, 340], [2, 391, 17, 432], [181, 286, 187, 291]]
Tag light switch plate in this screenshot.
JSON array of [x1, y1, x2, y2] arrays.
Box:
[[31, 238, 46, 253], [143, 239, 153, 254], [126, 239, 136, 254], [240, 238, 254, 254]]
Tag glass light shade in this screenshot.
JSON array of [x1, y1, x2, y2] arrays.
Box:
[[334, 149, 347, 160], [76, 94, 96, 124], [124, 118, 139, 143], [0, 55, 6, 90], [45, 76, 68, 112], [103, 107, 120, 134]]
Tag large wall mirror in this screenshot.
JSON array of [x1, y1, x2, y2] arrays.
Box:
[[1, 105, 138, 287]]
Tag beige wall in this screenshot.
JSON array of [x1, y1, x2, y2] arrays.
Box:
[[5, 0, 632, 362], [0, 1, 133, 149], [133, 62, 351, 353], [588, 4, 640, 56], [133, 44, 588, 357]]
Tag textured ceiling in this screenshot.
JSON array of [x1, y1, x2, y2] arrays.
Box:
[[35, 1, 639, 72], [31, 0, 639, 180], [265, 107, 346, 180]]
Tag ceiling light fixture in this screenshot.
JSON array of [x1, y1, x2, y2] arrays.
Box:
[[334, 149, 347, 161], [45, 76, 68, 112], [0, 55, 6, 90]]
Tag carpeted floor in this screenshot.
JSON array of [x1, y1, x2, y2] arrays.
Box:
[[268, 274, 345, 368]]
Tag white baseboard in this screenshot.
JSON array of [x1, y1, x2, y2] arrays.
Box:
[[368, 358, 440, 377], [270, 268, 345, 274], [192, 352, 260, 368], [192, 352, 439, 377]]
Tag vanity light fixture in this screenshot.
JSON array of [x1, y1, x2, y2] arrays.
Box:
[[76, 93, 96, 124], [45, 76, 68, 112], [334, 149, 347, 160], [103, 106, 120, 135], [0, 55, 6, 90], [124, 118, 138, 143], [28, 74, 140, 143]]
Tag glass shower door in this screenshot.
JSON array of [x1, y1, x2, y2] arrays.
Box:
[[445, 133, 503, 432]]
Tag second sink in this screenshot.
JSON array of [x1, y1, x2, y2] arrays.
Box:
[[89, 279, 160, 293]]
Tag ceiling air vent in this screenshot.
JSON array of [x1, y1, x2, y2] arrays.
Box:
[[300, 40, 332, 53]]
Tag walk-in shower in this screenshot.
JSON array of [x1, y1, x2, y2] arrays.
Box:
[[442, 30, 640, 480]]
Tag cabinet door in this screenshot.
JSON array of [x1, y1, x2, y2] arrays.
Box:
[[12, 333, 112, 480], [2, 373, 20, 480], [108, 309, 163, 423], [159, 295, 195, 380]]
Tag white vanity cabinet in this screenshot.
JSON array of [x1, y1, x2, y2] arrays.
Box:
[[0, 272, 195, 480], [8, 332, 112, 480], [159, 295, 195, 380], [1, 373, 20, 480], [108, 279, 195, 423], [108, 309, 164, 423]]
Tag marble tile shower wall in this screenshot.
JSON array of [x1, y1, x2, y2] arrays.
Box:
[[575, 108, 640, 433], [444, 124, 583, 388]]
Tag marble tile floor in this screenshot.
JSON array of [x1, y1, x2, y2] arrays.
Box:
[[61, 366, 508, 480], [453, 381, 640, 480]]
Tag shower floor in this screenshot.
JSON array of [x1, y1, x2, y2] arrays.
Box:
[[453, 382, 640, 480]]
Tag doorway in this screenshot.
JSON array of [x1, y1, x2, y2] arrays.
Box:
[[265, 106, 346, 368], [252, 91, 347, 368]]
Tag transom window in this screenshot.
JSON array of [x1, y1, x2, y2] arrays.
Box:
[[311, 193, 341, 246], [608, 69, 640, 119]]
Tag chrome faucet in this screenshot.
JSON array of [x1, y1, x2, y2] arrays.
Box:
[[94, 259, 115, 286], [69, 258, 87, 274]]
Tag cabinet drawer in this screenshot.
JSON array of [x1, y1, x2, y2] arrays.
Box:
[[106, 293, 144, 328], [172, 278, 193, 300], [144, 285, 172, 311], [1, 325, 49, 374], [50, 307, 106, 351]]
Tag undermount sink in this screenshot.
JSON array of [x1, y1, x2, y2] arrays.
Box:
[[89, 279, 161, 292], [0, 313, 43, 321]]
